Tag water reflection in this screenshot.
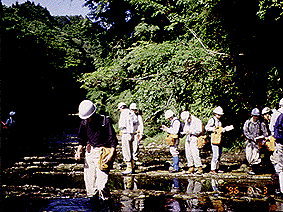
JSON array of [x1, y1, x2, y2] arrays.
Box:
[[121, 176, 145, 211], [2, 132, 283, 211], [186, 179, 202, 211]]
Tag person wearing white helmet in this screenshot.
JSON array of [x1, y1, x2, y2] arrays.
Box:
[[205, 106, 234, 174], [118, 102, 135, 174], [75, 100, 118, 204], [180, 111, 203, 174], [262, 107, 272, 135], [161, 109, 181, 173], [274, 98, 283, 198], [243, 108, 268, 175], [129, 103, 144, 169]]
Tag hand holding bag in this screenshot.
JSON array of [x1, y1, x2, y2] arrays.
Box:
[[99, 147, 114, 171]]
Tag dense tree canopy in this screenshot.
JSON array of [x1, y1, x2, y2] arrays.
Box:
[[2, 0, 282, 146]]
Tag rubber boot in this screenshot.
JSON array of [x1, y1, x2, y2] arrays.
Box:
[[196, 167, 203, 175], [122, 162, 132, 175], [187, 166, 194, 174], [170, 156, 179, 173]]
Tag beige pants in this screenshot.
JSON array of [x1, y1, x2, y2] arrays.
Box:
[[245, 140, 261, 165], [185, 136, 202, 168], [122, 133, 134, 162], [84, 146, 108, 199], [133, 134, 140, 161]]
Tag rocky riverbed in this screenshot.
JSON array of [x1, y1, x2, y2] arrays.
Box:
[[2, 133, 283, 211]]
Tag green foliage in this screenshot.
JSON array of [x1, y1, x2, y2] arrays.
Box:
[[257, 0, 283, 20], [3, 0, 282, 147], [80, 0, 233, 137]]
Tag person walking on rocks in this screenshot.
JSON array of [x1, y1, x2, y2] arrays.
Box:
[[180, 111, 203, 174], [161, 110, 181, 173], [205, 106, 234, 174], [75, 100, 118, 202], [130, 103, 144, 169], [243, 108, 268, 175], [118, 102, 135, 174], [274, 98, 283, 198]]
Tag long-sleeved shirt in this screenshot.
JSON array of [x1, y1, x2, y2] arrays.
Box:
[[243, 118, 268, 141], [270, 109, 281, 135], [133, 113, 144, 135], [118, 109, 134, 134], [183, 115, 202, 140], [205, 116, 222, 133], [274, 108, 283, 143], [167, 117, 181, 135], [77, 114, 118, 148]]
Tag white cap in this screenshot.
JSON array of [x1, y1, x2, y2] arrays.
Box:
[[251, 108, 260, 116], [262, 107, 270, 115], [279, 98, 283, 106], [213, 106, 224, 115], [118, 102, 127, 109], [165, 110, 174, 119], [129, 103, 138, 110], [78, 100, 96, 119], [180, 111, 190, 122]]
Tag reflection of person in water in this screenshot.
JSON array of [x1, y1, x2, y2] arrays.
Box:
[[165, 178, 181, 212], [121, 176, 144, 211], [186, 179, 202, 210]]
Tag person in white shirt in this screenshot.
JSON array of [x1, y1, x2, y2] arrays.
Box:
[[205, 106, 234, 174], [181, 111, 203, 174], [118, 102, 135, 174], [161, 110, 181, 173], [129, 103, 144, 169]]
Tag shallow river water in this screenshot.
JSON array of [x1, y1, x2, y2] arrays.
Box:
[[2, 133, 283, 211]]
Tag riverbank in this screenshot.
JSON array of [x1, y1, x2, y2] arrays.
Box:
[[2, 133, 283, 211]]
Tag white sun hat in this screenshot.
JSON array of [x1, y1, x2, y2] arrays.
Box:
[[118, 102, 127, 109], [251, 108, 260, 116], [78, 100, 97, 119], [165, 110, 174, 119], [180, 111, 190, 122], [262, 107, 271, 115], [130, 103, 138, 110], [213, 106, 224, 115]]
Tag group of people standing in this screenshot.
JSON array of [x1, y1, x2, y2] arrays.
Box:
[[161, 106, 233, 174], [74, 98, 283, 205], [243, 99, 283, 196]]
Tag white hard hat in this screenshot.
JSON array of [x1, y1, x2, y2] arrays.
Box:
[[129, 103, 138, 110], [213, 106, 224, 115], [279, 98, 283, 106], [251, 108, 260, 116], [262, 107, 271, 115], [118, 102, 127, 109], [165, 110, 174, 119], [180, 111, 190, 122], [78, 100, 96, 119]]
